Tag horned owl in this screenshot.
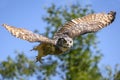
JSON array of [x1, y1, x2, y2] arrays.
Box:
[[2, 11, 116, 62]]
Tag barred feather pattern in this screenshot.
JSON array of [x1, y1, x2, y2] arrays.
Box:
[[1, 11, 116, 62], [56, 11, 116, 38], [2, 24, 55, 44]]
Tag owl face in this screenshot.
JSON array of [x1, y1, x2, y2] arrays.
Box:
[[55, 34, 73, 52]]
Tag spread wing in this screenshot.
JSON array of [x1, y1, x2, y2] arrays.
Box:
[[57, 11, 116, 38], [2, 24, 55, 45]]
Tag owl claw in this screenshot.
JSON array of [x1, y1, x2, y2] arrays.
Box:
[[36, 56, 43, 63]]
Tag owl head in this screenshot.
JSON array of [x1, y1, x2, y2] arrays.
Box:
[[54, 33, 73, 52]]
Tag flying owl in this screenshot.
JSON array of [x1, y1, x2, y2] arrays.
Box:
[[2, 11, 116, 62]]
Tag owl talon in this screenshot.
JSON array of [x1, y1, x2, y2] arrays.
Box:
[[36, 56, 42, 63]]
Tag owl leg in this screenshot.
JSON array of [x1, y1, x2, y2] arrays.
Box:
[[31, 44, 46, 63], [36, 50, 44, 63]]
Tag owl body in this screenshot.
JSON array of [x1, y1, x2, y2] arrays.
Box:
[[34, 33, 73, 62], [2, 11, 116, 62]]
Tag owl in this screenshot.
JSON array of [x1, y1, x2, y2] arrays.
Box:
[[2, 11, 116, 62]]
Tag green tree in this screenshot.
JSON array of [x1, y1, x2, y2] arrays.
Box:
[[42, 4, 102, 80], [114, 71, 120, 80], [103, 64, 120, 80], [0, 3, 119, 80]]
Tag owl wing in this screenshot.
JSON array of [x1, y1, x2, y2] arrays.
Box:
[[57, 11, 116, 38], [2, 24, 55, 45]]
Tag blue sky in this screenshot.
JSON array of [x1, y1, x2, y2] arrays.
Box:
[[0, 0, 120, 73]]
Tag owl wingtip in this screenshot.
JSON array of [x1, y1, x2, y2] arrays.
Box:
[[108, 11, 116, 23], [109, 11, 116, 16], [2, 24, 7, 27]]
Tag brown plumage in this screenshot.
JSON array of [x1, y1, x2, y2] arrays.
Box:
[[2, 11, 116, 62], [56, 11, 116, 38], [2, 24, 55, 44]]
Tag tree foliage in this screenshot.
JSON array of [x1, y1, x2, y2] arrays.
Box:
[[0, 3, 119, 80], [42, 4, 103, 80]]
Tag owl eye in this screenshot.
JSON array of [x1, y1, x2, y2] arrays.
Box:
[[70, 41, 72, 43]]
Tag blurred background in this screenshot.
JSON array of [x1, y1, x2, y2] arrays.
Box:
[[0, 0, 120, 80]]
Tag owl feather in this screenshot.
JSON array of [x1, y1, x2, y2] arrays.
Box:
[[2, 11, 116, 62]]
